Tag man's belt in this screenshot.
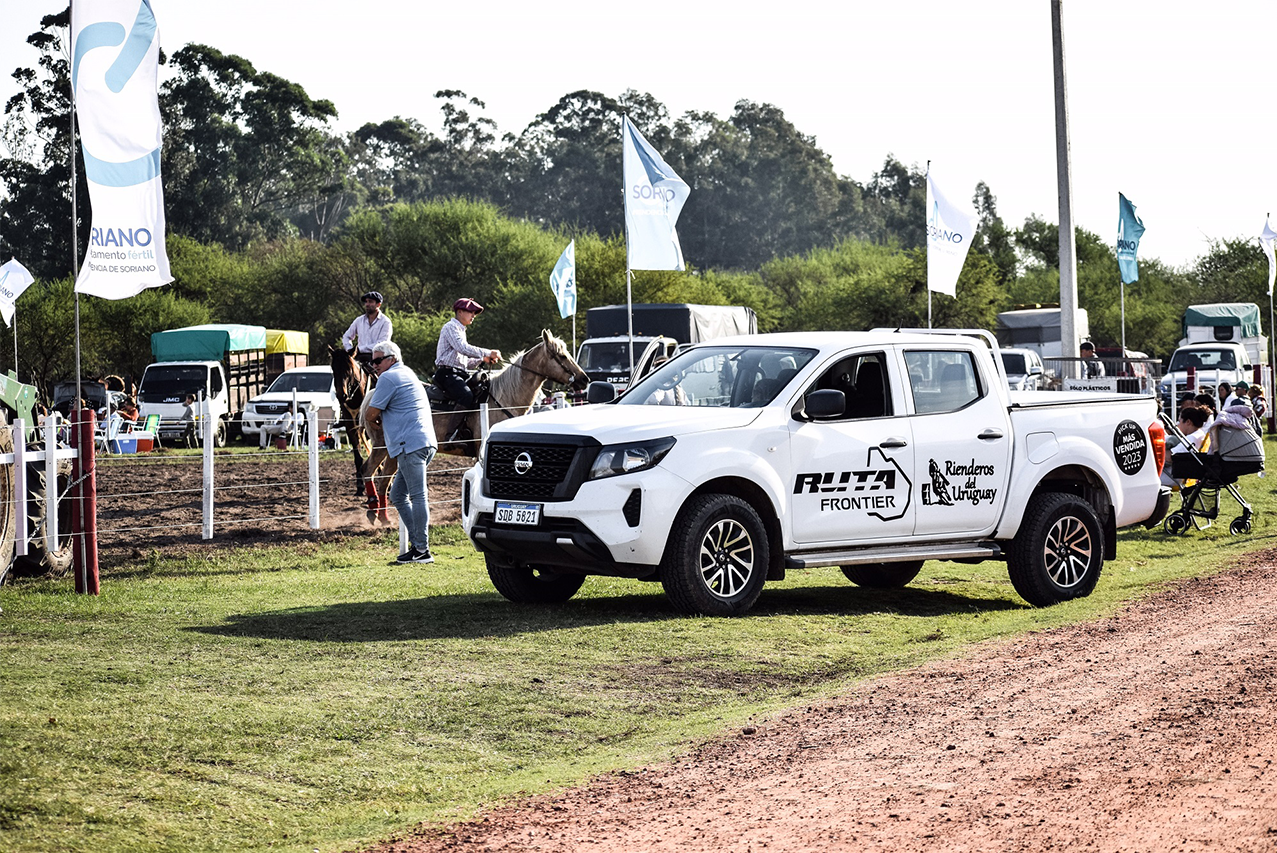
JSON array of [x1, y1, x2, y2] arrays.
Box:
[[435, 365, 467, 375]]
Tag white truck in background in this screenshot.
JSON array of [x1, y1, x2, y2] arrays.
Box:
[[464, 329, 1171, 617], [575, 303, 758, 392], [1160, 303, 1269, 406]]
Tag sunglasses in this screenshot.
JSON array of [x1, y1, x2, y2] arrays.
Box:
[[370, 355, 391, 365]]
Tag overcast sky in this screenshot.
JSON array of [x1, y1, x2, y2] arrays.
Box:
[[3, 0, 1275, 270]]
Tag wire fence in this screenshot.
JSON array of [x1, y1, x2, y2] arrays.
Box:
[[0, 403, 500, 586]]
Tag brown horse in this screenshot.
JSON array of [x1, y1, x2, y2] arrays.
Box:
[[329, 345, 375, 498], [354, 330, 589, 524]]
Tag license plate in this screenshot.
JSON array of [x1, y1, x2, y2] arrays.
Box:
[[495, 502, 541, 526]]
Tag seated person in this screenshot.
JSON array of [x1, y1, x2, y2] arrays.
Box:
[[1162, 406, 1209, 489], [117, 399, 139, 427], [260, 404, 297, 448]]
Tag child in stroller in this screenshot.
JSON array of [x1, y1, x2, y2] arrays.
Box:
[[1160, 400, 1265, 535]]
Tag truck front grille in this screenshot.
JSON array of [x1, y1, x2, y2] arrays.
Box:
[[256, 402, 290, 415], [486, 442, 583, 501]]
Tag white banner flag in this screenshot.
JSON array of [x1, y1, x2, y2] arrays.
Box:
[[1261, 217, 1277, 297], [72, 0, 173, 299], [623, 116, 690, 271], [925, 169, 977, 298], [549, 240, 577, 319], [0, 259, 36, 327]]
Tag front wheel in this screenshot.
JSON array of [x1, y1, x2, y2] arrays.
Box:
[[1007, 492, 1104, 606], [660, 494, 769, 616], [840, 561, 923, 588], [485, 554, 585, 603]]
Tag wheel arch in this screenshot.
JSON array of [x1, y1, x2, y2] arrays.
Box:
[[1024, 464, 1116, 560], [683, 476, 785, 580]]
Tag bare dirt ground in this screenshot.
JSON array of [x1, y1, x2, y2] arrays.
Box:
[[92, 448, 465, 566], [365, 554, 1277, 853], [93, 454, 1277, 851]]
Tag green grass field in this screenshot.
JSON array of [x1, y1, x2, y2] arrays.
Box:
[[2, 460, 1275, 853]]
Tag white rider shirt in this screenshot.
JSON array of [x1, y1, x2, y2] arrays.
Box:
[[342, 313, 392, 355]]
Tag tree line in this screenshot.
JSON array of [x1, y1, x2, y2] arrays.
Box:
[[1, 8, 1273, 399]]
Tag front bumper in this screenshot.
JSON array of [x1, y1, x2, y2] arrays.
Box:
[[462, 463, 690, 574]]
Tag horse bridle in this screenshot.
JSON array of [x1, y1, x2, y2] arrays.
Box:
[[484, 341, 578, 415]]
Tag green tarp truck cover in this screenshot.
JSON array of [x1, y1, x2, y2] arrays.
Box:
[[1182, 303, 1262, 339], [151, 324, 267, 362]]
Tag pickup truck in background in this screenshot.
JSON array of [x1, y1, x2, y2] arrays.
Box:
[[463, 330, 1171, 616]]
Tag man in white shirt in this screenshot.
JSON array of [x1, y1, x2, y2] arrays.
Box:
[[342, 291, 393, 367]]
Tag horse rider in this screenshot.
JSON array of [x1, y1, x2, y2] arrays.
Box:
[[434, 297, 501, 444], [342, 291, 393, 369]]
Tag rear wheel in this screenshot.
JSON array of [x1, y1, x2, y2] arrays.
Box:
[[1008, 492, 1104, 606], [660, 494, 769, 616], [485, 554, 585, 603], [840, 560, 923, 588], [13, 443, 73, 578]]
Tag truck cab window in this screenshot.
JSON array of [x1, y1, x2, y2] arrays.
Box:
[[906, 351, 982, 414], [807, 353, 891, 419]]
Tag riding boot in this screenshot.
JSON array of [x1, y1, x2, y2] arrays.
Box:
[[444, 410, 472, 445]]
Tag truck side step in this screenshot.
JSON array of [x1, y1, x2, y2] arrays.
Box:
[[784, 542, 1002, 569]]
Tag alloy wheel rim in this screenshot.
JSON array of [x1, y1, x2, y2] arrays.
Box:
[[698, 518, 755, 599], [1043, 514, 1092, 588]]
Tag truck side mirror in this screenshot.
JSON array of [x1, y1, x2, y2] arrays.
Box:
[[1029, 364, 1043, 375], [586, 381, 617, 404], [802, 389, 845, 420]]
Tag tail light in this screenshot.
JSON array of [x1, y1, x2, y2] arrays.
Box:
[[1148, 419, 1166, 475]]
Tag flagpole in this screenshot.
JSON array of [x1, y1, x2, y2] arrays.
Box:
[[1120, 279, 1126, 355]]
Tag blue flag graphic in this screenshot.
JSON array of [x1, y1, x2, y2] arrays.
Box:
[[1117, 193, 1145, 284], [550, 240, 576, 319]]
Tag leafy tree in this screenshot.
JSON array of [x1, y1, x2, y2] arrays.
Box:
[[969, 181, 1017, 284], [0, 6, 89, 280], [161, 44, 339, 248]]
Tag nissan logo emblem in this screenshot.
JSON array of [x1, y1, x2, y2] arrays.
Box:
[[513, 452, 533, 475]]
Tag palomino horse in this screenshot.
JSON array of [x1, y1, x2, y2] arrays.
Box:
[[355, 330, 590, 524]]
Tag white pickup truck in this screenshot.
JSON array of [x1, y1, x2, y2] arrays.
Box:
[[462, 330, 1171, 616]]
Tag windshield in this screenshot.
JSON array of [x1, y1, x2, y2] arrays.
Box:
[[578, 342, 640, 374], [267, 371, 333, 394], [138, 365, 209, 403], [1000, 353, 1027, 374], [1168, 349, 1236, 372], [620, 345, 817, 408]]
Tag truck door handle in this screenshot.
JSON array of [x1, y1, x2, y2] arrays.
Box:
[[978, 429, 1005, 441], [879, 437, 908, 448]]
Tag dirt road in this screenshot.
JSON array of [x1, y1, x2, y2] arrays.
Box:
[[367, 552, 1277, 853]]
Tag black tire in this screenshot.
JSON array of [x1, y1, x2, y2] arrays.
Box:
[[1007, 492, 1104, 607], [660, 494, 769, 616], [14, 446, 74, 578], [485, 554, 585, 603], [1230, 518, 1252, 536], [0, 413, 17, 586], [1163, 513, 1187, 535], [840, 560, 923, 588], [213, 417, 228, 448]]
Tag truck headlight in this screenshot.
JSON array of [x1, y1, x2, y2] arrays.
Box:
[[588, 437, 676, 480]]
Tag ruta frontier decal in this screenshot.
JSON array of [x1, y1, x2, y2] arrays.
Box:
[[793, 447, 911, 522], [922, 458, 999, 507]]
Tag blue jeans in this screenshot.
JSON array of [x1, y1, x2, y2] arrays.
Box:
[[390, 445, 436, 552]]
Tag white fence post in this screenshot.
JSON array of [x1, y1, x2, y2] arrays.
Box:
[[44, 415, 58, 553], [14, 419, 27, 557], [202, 410, 214, 540], [308, 408, 320, 529], [479, 402, 490, 456]]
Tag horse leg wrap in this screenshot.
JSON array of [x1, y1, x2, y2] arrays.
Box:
[[365, 481, 379, 511]]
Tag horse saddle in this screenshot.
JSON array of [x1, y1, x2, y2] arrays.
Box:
[[426, 372, 490, 412]]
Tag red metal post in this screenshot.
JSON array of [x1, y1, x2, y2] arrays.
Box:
[[71, 408, 100, 595]]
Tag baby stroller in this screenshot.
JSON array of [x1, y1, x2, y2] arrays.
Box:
[[1159, 410, 1265, 535]]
